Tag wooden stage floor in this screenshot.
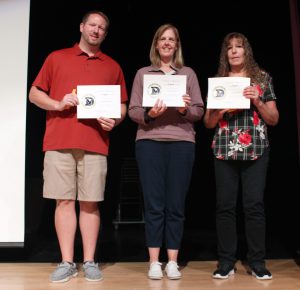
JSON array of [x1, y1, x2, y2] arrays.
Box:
[[0, 259, 299, 290]]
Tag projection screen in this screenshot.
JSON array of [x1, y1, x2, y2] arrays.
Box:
[[0, 0, 30, 246]]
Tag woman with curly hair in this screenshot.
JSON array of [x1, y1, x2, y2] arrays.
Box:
[[204, 32, 279, 280]]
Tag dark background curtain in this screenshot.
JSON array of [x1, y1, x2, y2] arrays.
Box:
[[290, 0, 300, 162], [14, 0, 299, 261]]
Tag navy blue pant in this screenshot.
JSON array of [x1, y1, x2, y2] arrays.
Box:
[[136, 140, 195, 249], [214, 148, 270, 267]]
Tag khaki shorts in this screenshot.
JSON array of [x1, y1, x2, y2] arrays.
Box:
[[43, 149, 107, 201]]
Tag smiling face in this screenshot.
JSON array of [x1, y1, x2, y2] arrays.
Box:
[[80, 13, 108, 48], [156, 28, 178, 63], [227, 37, 245, 70]]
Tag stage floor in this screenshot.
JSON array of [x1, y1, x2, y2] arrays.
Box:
[[0, 260, 299, 290], [0, 225, 297, 263]]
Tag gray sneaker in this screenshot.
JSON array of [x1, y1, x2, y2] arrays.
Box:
[[83, 261, 103, 281], [50, 261, 78, 283]]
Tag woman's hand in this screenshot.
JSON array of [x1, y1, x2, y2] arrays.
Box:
[[204, 108, 229, 128], [177, 94, 191, 115], [148, 99, 167, 118], [243, 86, 260, 105]]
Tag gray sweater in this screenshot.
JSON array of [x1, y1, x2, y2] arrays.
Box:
[[128, 65, 204, 143]]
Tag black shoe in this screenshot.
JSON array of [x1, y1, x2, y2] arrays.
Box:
[[212, 263, 236, 279], [250, 264, 272, 280]]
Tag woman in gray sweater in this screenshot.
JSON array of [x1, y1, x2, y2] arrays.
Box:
[[129, 23, 204, 280]]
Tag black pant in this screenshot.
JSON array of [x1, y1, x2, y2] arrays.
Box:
[[136, 140, 195, 249], [214, 148, 269, 267]]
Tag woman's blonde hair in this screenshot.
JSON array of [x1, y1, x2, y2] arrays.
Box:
[[149, 24, 184, 68]]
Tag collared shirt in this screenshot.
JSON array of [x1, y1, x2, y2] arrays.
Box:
[[211, 72, 276, 160], [32, 44, 128, 155]]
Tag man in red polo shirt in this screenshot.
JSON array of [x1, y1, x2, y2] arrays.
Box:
[[29, 10, 127, 283]]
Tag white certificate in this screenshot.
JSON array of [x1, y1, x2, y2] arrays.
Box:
[[77, 85, 121, 119], [207, 77, 251, 109], [142, 74, 186, 107]]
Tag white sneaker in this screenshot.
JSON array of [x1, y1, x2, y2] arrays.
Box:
[[165, 261, 182, 280], [148, 261, 163, 279]]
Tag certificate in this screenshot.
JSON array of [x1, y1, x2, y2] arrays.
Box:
[[77, 85, 121, 119], [142, 74, 186, 107], [207, 77, 250, 109]]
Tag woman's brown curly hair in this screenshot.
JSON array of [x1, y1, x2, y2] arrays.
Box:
[[216, 32, 266, 84]]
